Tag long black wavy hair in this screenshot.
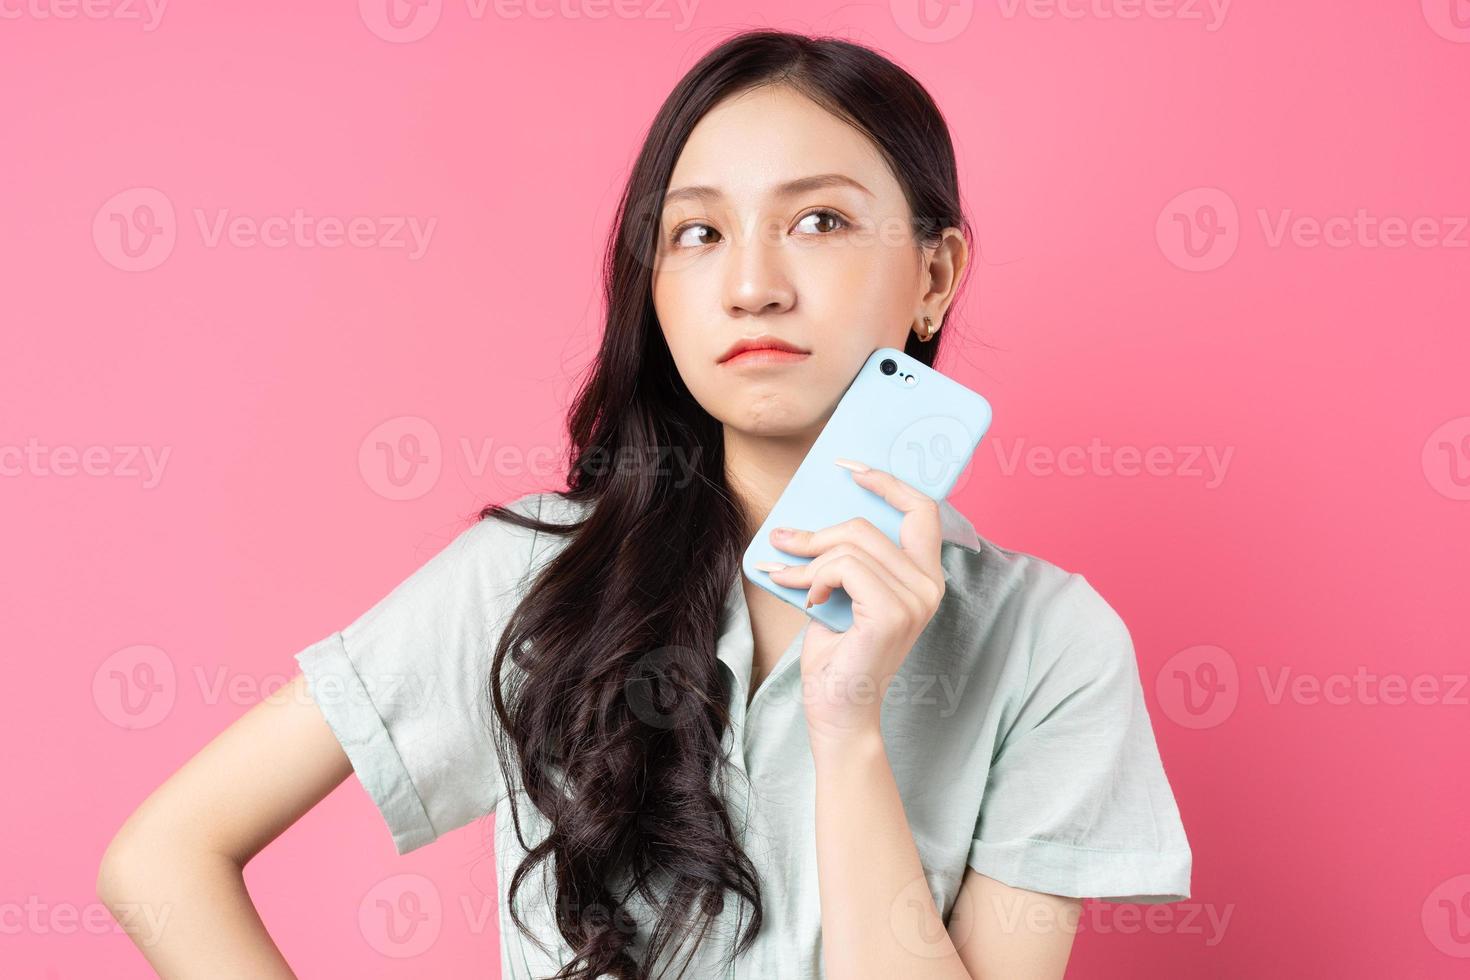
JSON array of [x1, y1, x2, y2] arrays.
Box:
[[479, 28, 972, 980]]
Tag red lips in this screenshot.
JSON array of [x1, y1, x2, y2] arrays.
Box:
[[718, 334, 810, 363]]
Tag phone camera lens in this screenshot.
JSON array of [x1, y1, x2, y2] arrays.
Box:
[[880, 358, 897, 375]]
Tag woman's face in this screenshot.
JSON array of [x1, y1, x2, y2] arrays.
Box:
[[652, 84, 964, 440]]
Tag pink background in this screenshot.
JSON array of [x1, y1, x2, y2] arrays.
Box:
[[3, 1, 1467, 977]]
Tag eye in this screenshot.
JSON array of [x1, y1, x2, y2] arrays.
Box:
[[793, 209, 849, 235], [669, 222, 721, 248]]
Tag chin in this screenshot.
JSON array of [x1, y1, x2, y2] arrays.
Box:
[[720, 398, 828, 438]]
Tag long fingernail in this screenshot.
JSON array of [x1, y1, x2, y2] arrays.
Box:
[[754, 561, 786, 572], [834, 457, 869, 473]]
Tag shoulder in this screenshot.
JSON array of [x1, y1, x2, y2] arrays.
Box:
[[937, 517, 1082, 620], [936, 514, 1134, 675], [462, 490, 588, 575], [467, 490, 579, 537]]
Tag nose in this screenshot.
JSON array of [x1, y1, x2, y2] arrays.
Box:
[[722, 214, 795, 318]]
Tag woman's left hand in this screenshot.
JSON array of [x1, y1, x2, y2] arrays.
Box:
[[759, 460, 948, 749]]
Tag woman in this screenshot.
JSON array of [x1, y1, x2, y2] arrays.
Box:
[[98, 29, 1191, 980]]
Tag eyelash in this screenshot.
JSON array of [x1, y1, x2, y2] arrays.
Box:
[[667, 208, 850, 248]]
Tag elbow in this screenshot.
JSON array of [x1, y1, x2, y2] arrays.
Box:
[[97, 824, 176, 911], [96, 830, 142, 909], [94, 831, 189, 953]]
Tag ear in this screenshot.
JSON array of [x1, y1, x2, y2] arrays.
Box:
[[918, 227, 969, 319]]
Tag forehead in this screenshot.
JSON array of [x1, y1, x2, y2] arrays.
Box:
[[667, 85, 898, 205]]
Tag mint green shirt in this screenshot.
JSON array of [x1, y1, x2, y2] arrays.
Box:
[[294, 492, 1191, 978]]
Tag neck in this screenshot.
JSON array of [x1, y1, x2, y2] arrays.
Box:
[[722, 422, 822, 536]]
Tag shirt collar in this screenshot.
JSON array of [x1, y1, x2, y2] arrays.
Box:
[[541, 491, 983, 684]]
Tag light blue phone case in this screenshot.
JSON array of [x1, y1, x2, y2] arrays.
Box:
[[741, 346, 993, 632]]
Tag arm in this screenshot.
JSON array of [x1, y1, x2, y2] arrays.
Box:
[[948, 868, 1080, 979], [763, 465, 1085, 978], [812, 733, 1080, 980], [96, 671, 354, 979]]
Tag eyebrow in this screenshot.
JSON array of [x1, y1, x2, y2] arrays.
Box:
[[662, 173, 874, 209]]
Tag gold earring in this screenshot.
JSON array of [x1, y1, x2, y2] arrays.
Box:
[[917, 315, 938, 342]]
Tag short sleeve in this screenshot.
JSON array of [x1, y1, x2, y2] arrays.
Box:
[[293, 494, 542, 855], [966, 572, 1192, 903]]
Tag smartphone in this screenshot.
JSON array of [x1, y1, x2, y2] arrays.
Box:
[[741, 346, 993, 632]]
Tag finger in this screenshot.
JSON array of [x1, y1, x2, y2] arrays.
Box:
[[768, 542, 912, 609], [769, 517, 936, 603], [768, 457, 944, 582], [834, 460, 945, 569], [764, 537, 923, 614], [801, 552, 911, 628]]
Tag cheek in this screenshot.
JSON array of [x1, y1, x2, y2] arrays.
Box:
[[796, 248, 917, 343], [651, 278, 716, 390], [651, 280, 684, 358], [806, 231, 913, 294], [652, 265, 708, 349]]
